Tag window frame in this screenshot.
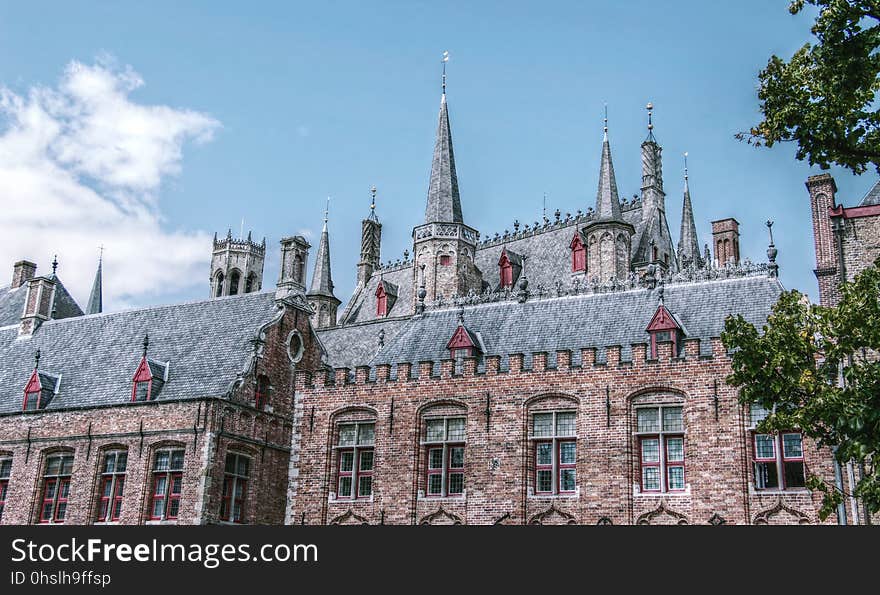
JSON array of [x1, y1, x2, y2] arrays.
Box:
[[748, 404, 807, 491], [148, 448, 184, 521], [571, 234, 586, 272], [333, 421, 375, 501], [634, 405, 685, 494], [95, 450, 127, 523], [528, 410, 577, 496], [39, 453, 73, 524], [422, 416, 466, 498], [0, 457, 11, 522], [219, 452, 250, 523]]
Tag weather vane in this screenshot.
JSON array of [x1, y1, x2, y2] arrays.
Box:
[[684, 152, 689, 179], [441, 50, 449, 94]]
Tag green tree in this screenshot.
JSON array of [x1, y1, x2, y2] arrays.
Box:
[[722, 258, 880, 520], [738, 0, 880, 174]]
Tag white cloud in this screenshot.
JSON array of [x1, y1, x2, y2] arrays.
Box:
[[0, 59, 220, 311]]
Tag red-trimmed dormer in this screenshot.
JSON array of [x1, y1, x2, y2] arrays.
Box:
[[498, 248, 523, 290], [446, 312, 482, 360], [22, 349, 60, 411], [646, 302, 684, 359], [570, 231, 586, 272], [131, 335, 168, 402], [375, 279, 398, 318]]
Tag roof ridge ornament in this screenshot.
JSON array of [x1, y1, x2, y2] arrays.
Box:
[[142, 333, 149, 358], [368, 186, 378, 222], [441, 50, 449, 95], [646, 102, 656, 142], [51, 255, 58, 277], [34, 348, 41, 370], [766, 220, 779, 278]]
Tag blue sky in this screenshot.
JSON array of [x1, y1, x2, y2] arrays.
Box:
[[0, 0, 874, 310]]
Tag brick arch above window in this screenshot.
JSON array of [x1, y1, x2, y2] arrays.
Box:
[[417, 399, 468, 417], [329, 405, 379, 423], [523, 393, 580, 411]]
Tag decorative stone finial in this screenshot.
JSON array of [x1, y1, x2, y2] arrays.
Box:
[[51, 255, 58, 276], [441, 50, 449, 94], [766, 220, 779, 278], [34, 348, 41, 370], [142, 333, 149, 358]]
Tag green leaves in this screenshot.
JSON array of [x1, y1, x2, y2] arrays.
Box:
[[739, 0, 880, 174], [723, 258, 880, 520]]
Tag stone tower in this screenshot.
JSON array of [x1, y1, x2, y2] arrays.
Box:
[[357, 187, 382, 289], [276, 235, 310, 301], [632, 104, 678, 274], [582, 118, 634, 284], [711, 218, 740, 267], [210, 230, 266, 298], [411, 80, 483, 307], [307, 210, 341, 328]]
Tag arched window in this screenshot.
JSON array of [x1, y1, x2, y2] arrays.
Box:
[[215, 272, 225, 297], [245, 272, 256, 294], [39, 451, 74, 523], [229, 270, 241, 296], [220, 452, 250, 523], [0, 456, 11, 522], [333, 414, 376, 500], [421, 405, 467, 498], [635, 404, 685, 493], [570, 233, 585, 272], [96, 449, 127, 523], [527, 400, 577, 496], [149, 447, 185, 521]]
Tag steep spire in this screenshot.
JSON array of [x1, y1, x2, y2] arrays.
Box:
[[677, 153, 702, 269], [308, 199, 336, 298], [424, 53, 463, 224], [595, 108, 622, 220], [86, 247, 103, 314]]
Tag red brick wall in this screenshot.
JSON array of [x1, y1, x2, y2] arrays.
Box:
[[290, 338, 837, 525]]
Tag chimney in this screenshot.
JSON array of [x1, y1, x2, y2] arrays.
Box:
[[276, 235, 311, 301], [806, 173, 840, 306], [19, 276, 56, 337], [711, 218, 740, 267], [11, 260, 37, 289]]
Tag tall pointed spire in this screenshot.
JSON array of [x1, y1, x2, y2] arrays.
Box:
[[424, 51, 463, 224], [309, 198, 336, 298], [86, 247, 103, 314], [595, 107, 622, 220], [677, 153, 702, 269]]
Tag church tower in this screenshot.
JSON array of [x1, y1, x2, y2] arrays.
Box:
[[210, 230, 266, 298], [412, 55, 483, 307], [581, 114, 634, 284], [307, 203, 341, 328], [677, 154, 704, 269]]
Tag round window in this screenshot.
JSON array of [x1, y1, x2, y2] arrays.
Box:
[[287, 330, 304, 363]]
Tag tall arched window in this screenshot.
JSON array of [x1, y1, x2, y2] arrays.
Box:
[[229, 270, 241, 296], [245, 272, 256, 293], [215, 272, 225, 297], [332, 410, 376, 501], [420, 403, 467, 498], [526, 396, 578, 496], [632, 394, 686, 494], [294, 255, 304, 284]]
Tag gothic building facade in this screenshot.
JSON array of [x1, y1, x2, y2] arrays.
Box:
[[0, 75, 869, 526]]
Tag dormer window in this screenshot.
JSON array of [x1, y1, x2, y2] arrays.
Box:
[[132, 357, 168, 402], [570, 232, 586, 272], [22, 351, 60, 411], [376, 283, 387, 317], [646, 303, 684, 358], [498, 248, 522, 290], [446, 320, 481, 360]]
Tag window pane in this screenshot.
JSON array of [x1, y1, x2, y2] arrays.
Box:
[[536, 443, 552, 466], [755, 435, 776, 459], [446, 418, 466, 441], [784, 461, 806, 488], [151, 499, 164, 519], [55, 502, 67, 521], [755, 462, 779, 489], [225, 454, 237, 474], [533, 413, 553, 437], [237, 457, 249, 477], [0, 459, 11, 478], [556, 412, 576, 437], [44, 481, 57, 499], [782, 434, 803, 459], [559, 441, 576, 465], [449, 446, 464, 469], [642, 467, 660, 491], [448, 473, 464, 495], [662, 407, 683, 432], [154, 451, 169, 471], [153, 476, 167, 496], [338, 476, 352, 498], [102, 479, 113, 498], [60, 456, 73, 475], [41, 503, 54, 521], [641, 438, 660, 463], [103, 453, 117, 474], [358, 475, 372, 498], [115, 477, 125, 498], [667, 466, 685, 490], [116, 452, 127, 473], [112, 498, 123, 520], [233, 481, 245, 499], [46, 457, 61, 476], [560, 469, 576, 492], [170, 451, 184, 471], [167, 499, 180, 519], [666, 437, 684, 462], [428, 449, 443, 470], [170, 475, 182, 495], [537, 470, 553, 493], [426, 419, 445, 442], [359, 450, 374, 472], [750, 403, 769, 426], [58, 480, 69, 498], [357, 423, 375, 445], [339, 451, 354, 472], [428, 474, 443, 495], [637, 408, 659, 432], [338, 424, 356, 446]]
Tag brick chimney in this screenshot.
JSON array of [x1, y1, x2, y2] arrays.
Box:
[[276, 235, 311, 301], [11, 260, 37, 289], [805, 173, 840, 306], [19, 276, 56, 337], [711, 218, 740, 267]]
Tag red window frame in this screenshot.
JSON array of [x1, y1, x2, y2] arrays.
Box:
[[96, 450, 127, 523], [752, 432, 805, 490], [423, 417, 466, 498], [149, 449, 184, 521], [375, 284, 388, 317], [570, 234, 586, 272], [499, 252, 513, 288], [23, 390, 41, 411], [39, 454, 73, 524], [219, 453, 250, 523], [334, 422, 375, 500], [255, 376, 269, 410], [131, 357, 153, 402], [0, 458, 11, 522], [530, 411, 577, 496], [535, 440, 553, 495], [635, 406, 685, 493], [639, 436, 662, 493]]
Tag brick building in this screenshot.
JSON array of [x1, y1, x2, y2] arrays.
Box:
[[286, 86, 844, 526]]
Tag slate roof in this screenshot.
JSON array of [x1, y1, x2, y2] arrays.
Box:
[[424, 93, 463, 224], [342, 265, 414, 324], [859, 179, 880, 206], [371, 275, 782, 372], [0, 291, 281, 414], [316, 317, 410, 370], [0, 276, 83, 327]]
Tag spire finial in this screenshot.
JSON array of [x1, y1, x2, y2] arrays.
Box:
[[34, 348, 41, 370], [766, 220, 779, 277], [684, 151, 689, 180], [98, 244, 104, 264], [646, 102, 656, 141], [603, 103, 608, 139], [441, 51, 449, 95], [323, 196, 330, 231], [142, 333, 149, 358], [51, 255, 58, 276], [368, 186, 378, 221]]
